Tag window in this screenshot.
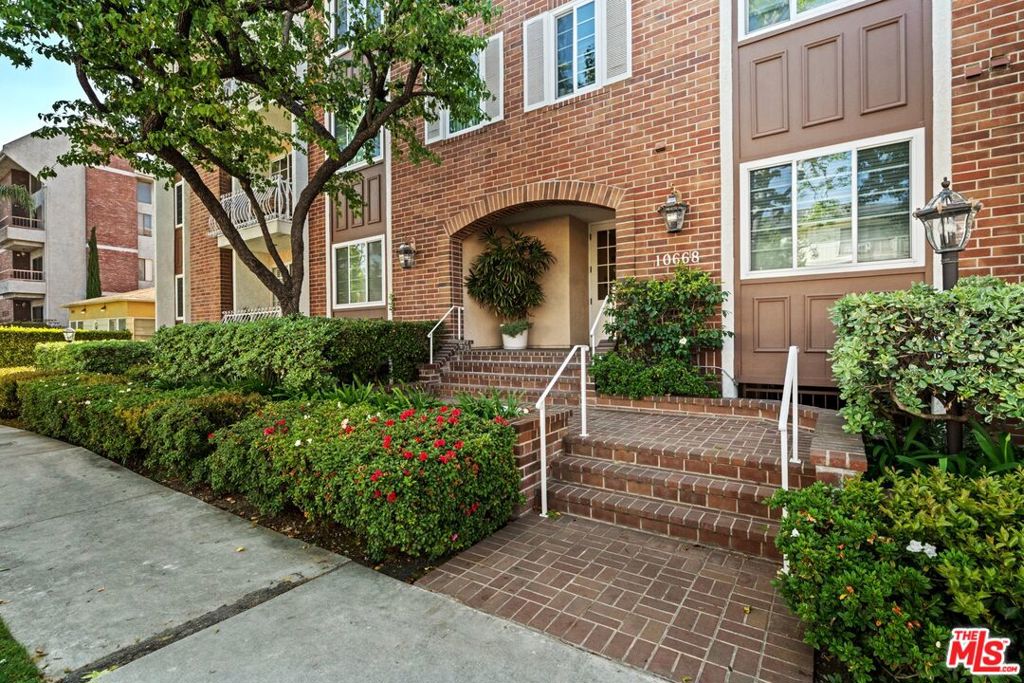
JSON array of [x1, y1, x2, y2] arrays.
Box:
[[523, 0, 631, 111], [743, 0, 857, 36], [31, 305, 43, 323], [174, 274, 185, 321], [136, 179, 153, 204], [269, 155, 292, 183], [138, 258, 154, 283], [425, 34, 504, 144], [332, 112, 384, 167], [106, 318, 127, 332], [138, 213, 153, 237], [173, 181, 184, 229], [742, 130, 923, 278], [329, 0, 384, 50], [137, 177, 154, 237], [332, 236, 385, 308]]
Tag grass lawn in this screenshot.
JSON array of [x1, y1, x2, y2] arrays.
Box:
[[0, 616, 42, 683]]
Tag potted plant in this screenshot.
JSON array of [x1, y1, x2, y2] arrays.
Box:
[[465, 227, 555, 350]]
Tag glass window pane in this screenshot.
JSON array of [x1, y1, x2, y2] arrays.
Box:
[[335, 247, 350, 304], [747, 0, 789, 32], [797, 0, 834, 12], [174, 184, 184, 226], [576, 2, 596, 89], [749, 164, 793, 271], [797, 152, 852, 268], [858, 141, 911, 263], [556, 12, 574, 97], [367, 240, 383, 302], [136, 180, 153, 204], [349, 243, 367, 303]]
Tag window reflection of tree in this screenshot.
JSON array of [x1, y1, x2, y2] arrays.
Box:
[[797, 152, 851, 266], [750, 164, 792, 271]]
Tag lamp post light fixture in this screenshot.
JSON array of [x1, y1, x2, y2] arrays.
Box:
[[913, 177, 982, 457], [913, 177, 982, 292], [62, 327, 76, 343], [657, 190, 689, 233], [397, 242, 416, 269]]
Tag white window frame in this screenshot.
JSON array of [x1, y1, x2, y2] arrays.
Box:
[[425, 33, 505, 144], [331, 235, 386, 309], [174, 274, 185, 321], [328, 0, 384, 54], [523, 0, 631, 112], [553, 0, 599, 101], [173, 180, 184, 229], [739, 0, 863, 40], [328, 111, 385, 170], [137, 178, 154, 237], [739, 128, 926, 280], [138, 258, 154, 283]]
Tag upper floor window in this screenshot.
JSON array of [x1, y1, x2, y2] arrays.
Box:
[[269, 154, 292, 183], [173, 181, 184, 229], [136, 179, 153, 204], [137, 178, 154, 237], [741, 129, 924, 278], [329, 0, 384, 50], [332, 113, 384, 167], [523, 0, 631, 111], [425, 33, 504, 144], [138, 258, 154, 283], [743, 0, 855, 36]]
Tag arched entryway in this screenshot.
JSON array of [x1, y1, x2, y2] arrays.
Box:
[[446, 181, 630, 349]]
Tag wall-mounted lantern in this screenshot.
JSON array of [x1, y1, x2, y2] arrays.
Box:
[[63, 327, 76, 342], [658, 190, 689, 233], [913, 177, 982, 291], [397, 241, 416, 269]]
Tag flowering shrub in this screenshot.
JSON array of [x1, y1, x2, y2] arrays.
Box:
[[211, 401, 521, 559], [770, 469, 1024, 682]]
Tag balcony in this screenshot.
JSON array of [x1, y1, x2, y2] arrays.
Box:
[[0, 269, 46, 299], [207, 176, 293, 251], [0, 215, 45, 250]]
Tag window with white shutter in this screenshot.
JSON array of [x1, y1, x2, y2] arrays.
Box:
[[424, 33, 504, 144], [523, 0, 631, 111]]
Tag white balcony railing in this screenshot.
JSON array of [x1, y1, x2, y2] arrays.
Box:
[[221, 306, 282, 323], [208, 176, 293, 237], [0, 269, 45, 282], [0, 215, 44, 231]]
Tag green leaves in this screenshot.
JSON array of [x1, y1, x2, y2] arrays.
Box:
[[464, 227, 556, 322]]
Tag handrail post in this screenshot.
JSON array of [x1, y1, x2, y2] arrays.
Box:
[[539, 403, 548, 517], [580, 345, 588, 437], [791, 348, 799, 463], [429, 331, 434, 365], [457, 306, 462, 340]]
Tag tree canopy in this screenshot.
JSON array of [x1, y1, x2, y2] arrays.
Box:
[[0, 0, 497, 313]]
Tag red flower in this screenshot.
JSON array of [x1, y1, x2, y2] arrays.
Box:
[[403, 469, 411, 476], [370, 469, 383, 483], [344, 425, 354, 434], [436, 415, 445, 425], [418, 451, 428, 462], [440, 406, 449, 413], [402, 450, 414, 460], [454, 440, 464, 450], [448, 416, 459, 425], [400, 409, 416, 421], [451, 408, 462, 418], [275, 419, 287, 426], [373, 490, 382, 498], [382, 434, 392, 449], [386, 491, 398, 503], [385, 419, 395, 427], [420, 415, 428, 423], [439, 453, 452, 464], [414, 436, 422, 443], [493, 416, 509, 426], [433, 438, 446, 448], [263, 426, 276, 436], [369, 416, 379, 423], [207, 432, 216, 441]]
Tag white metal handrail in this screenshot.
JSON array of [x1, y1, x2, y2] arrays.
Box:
[[777, 345, 800, 573], [427, 306, 464, 364], [221, 306, 282, 323], [536, 344, 589, 517], [208, 175, 293, 237], [589, 294, 612, 351]]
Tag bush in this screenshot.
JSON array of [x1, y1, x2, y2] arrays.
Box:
[[211, 401, 521, 559], [592, 351, 718, 400], [770, 469, 1024, 682], [604, 266, 730, 362], [151, 316, 434, 395], [0, 367, 56, 417], [0, 327, 130, 368], [34, 340, 154, 374], [831, 277, 1024, 438]]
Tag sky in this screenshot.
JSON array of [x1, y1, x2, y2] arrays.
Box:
[[0, 51, 81, 144]]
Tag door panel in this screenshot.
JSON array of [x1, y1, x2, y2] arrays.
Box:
[[589, 221, 616, 341]]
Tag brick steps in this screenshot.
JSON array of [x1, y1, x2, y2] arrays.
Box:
[[547, 480, 781, 559], [433, 382, 580, 405], [438, 370, 586, 393], [446, 359, 584, 374], [551, 455, 780, 520]]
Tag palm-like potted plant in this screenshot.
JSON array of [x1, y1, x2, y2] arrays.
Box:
[[465, 227, 556, 349]]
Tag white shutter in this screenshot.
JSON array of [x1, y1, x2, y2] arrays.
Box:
[[424, 99, 444, 143], [522, 14, 548, 111], [603, 0, 630, 83], [483, 33, 503, 122]]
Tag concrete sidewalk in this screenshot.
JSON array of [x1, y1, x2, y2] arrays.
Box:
[[0, 426, 659, 683]]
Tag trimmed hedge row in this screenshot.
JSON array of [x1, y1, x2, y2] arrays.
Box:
[[0, 327, 131, 368], [35, 340, 155, 374], [0, 367, 56, 417], [151, 317, 435, 394]]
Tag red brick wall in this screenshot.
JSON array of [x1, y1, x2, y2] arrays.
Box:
[[951, 0, 1024, 282], [382, 0, 721, 322], [85, 164, 139, 293], [188, 170, 235, 321], [308, 133, 328, 317]]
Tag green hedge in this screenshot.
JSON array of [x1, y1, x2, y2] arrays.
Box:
[[0, 327, 131, 368], [34, 340, 154, 374], [592, 351, 718, 399], [771, 469, 1024, 682], [150, 317, 434, 395], [209, 401, 521, 559], [0, 367, 57, 418]]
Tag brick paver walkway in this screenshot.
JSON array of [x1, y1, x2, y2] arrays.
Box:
[[419, 515, 812, 683]]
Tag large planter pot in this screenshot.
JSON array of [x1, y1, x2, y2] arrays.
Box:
[[501, 329, 528, 350]]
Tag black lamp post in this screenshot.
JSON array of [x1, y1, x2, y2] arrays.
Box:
[[913, 177, 982, 455]]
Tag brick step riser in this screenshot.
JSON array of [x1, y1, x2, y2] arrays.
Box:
[[550, 460, 780, 521], [547, 488, 780, 560], [433, 386, 582, 406], [565, 440, 817, 489], [445, 361, 587, 375], [437, 373, 585, 393], [458, 352, 577, 363]]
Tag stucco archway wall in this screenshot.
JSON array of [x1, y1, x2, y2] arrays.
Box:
[[444, 180, 634, 347]]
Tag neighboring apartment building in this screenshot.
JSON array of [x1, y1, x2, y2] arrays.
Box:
[[0, 131, 163, 326], [163, 0, 1023, 395]]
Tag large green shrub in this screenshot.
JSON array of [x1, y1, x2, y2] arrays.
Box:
[[0, 327, 130, 368], [211, 401, 521, 559], [0, 367, 56, 417], [831, 277, 1024, 437], [591, 352, 717, 399], [34, 340, 154, 374], [151, 316, 433, 394], [771, 469, 1024, 682]]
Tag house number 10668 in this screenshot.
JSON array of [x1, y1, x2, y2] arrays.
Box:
[[655, 251, 700, 267]]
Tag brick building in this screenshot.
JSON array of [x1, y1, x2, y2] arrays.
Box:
[[163, 0, 1023, 394], [0, 131, 161, 326]]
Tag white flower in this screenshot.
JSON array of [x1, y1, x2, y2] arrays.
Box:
[[337, 402, 343, 409], [679, 337, 689, 346], [57, 400, 63, 404], [790, 529, 800, 537], [303, 414, 310, 420], [341, 418, 350, 428], [294, 439, 302, 447], [520, 407, 529, 414], [906, 540, 924, 554], [922, 543, 937, 558], [305, 438, 312, 444], [84, 400, 91, 406]]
